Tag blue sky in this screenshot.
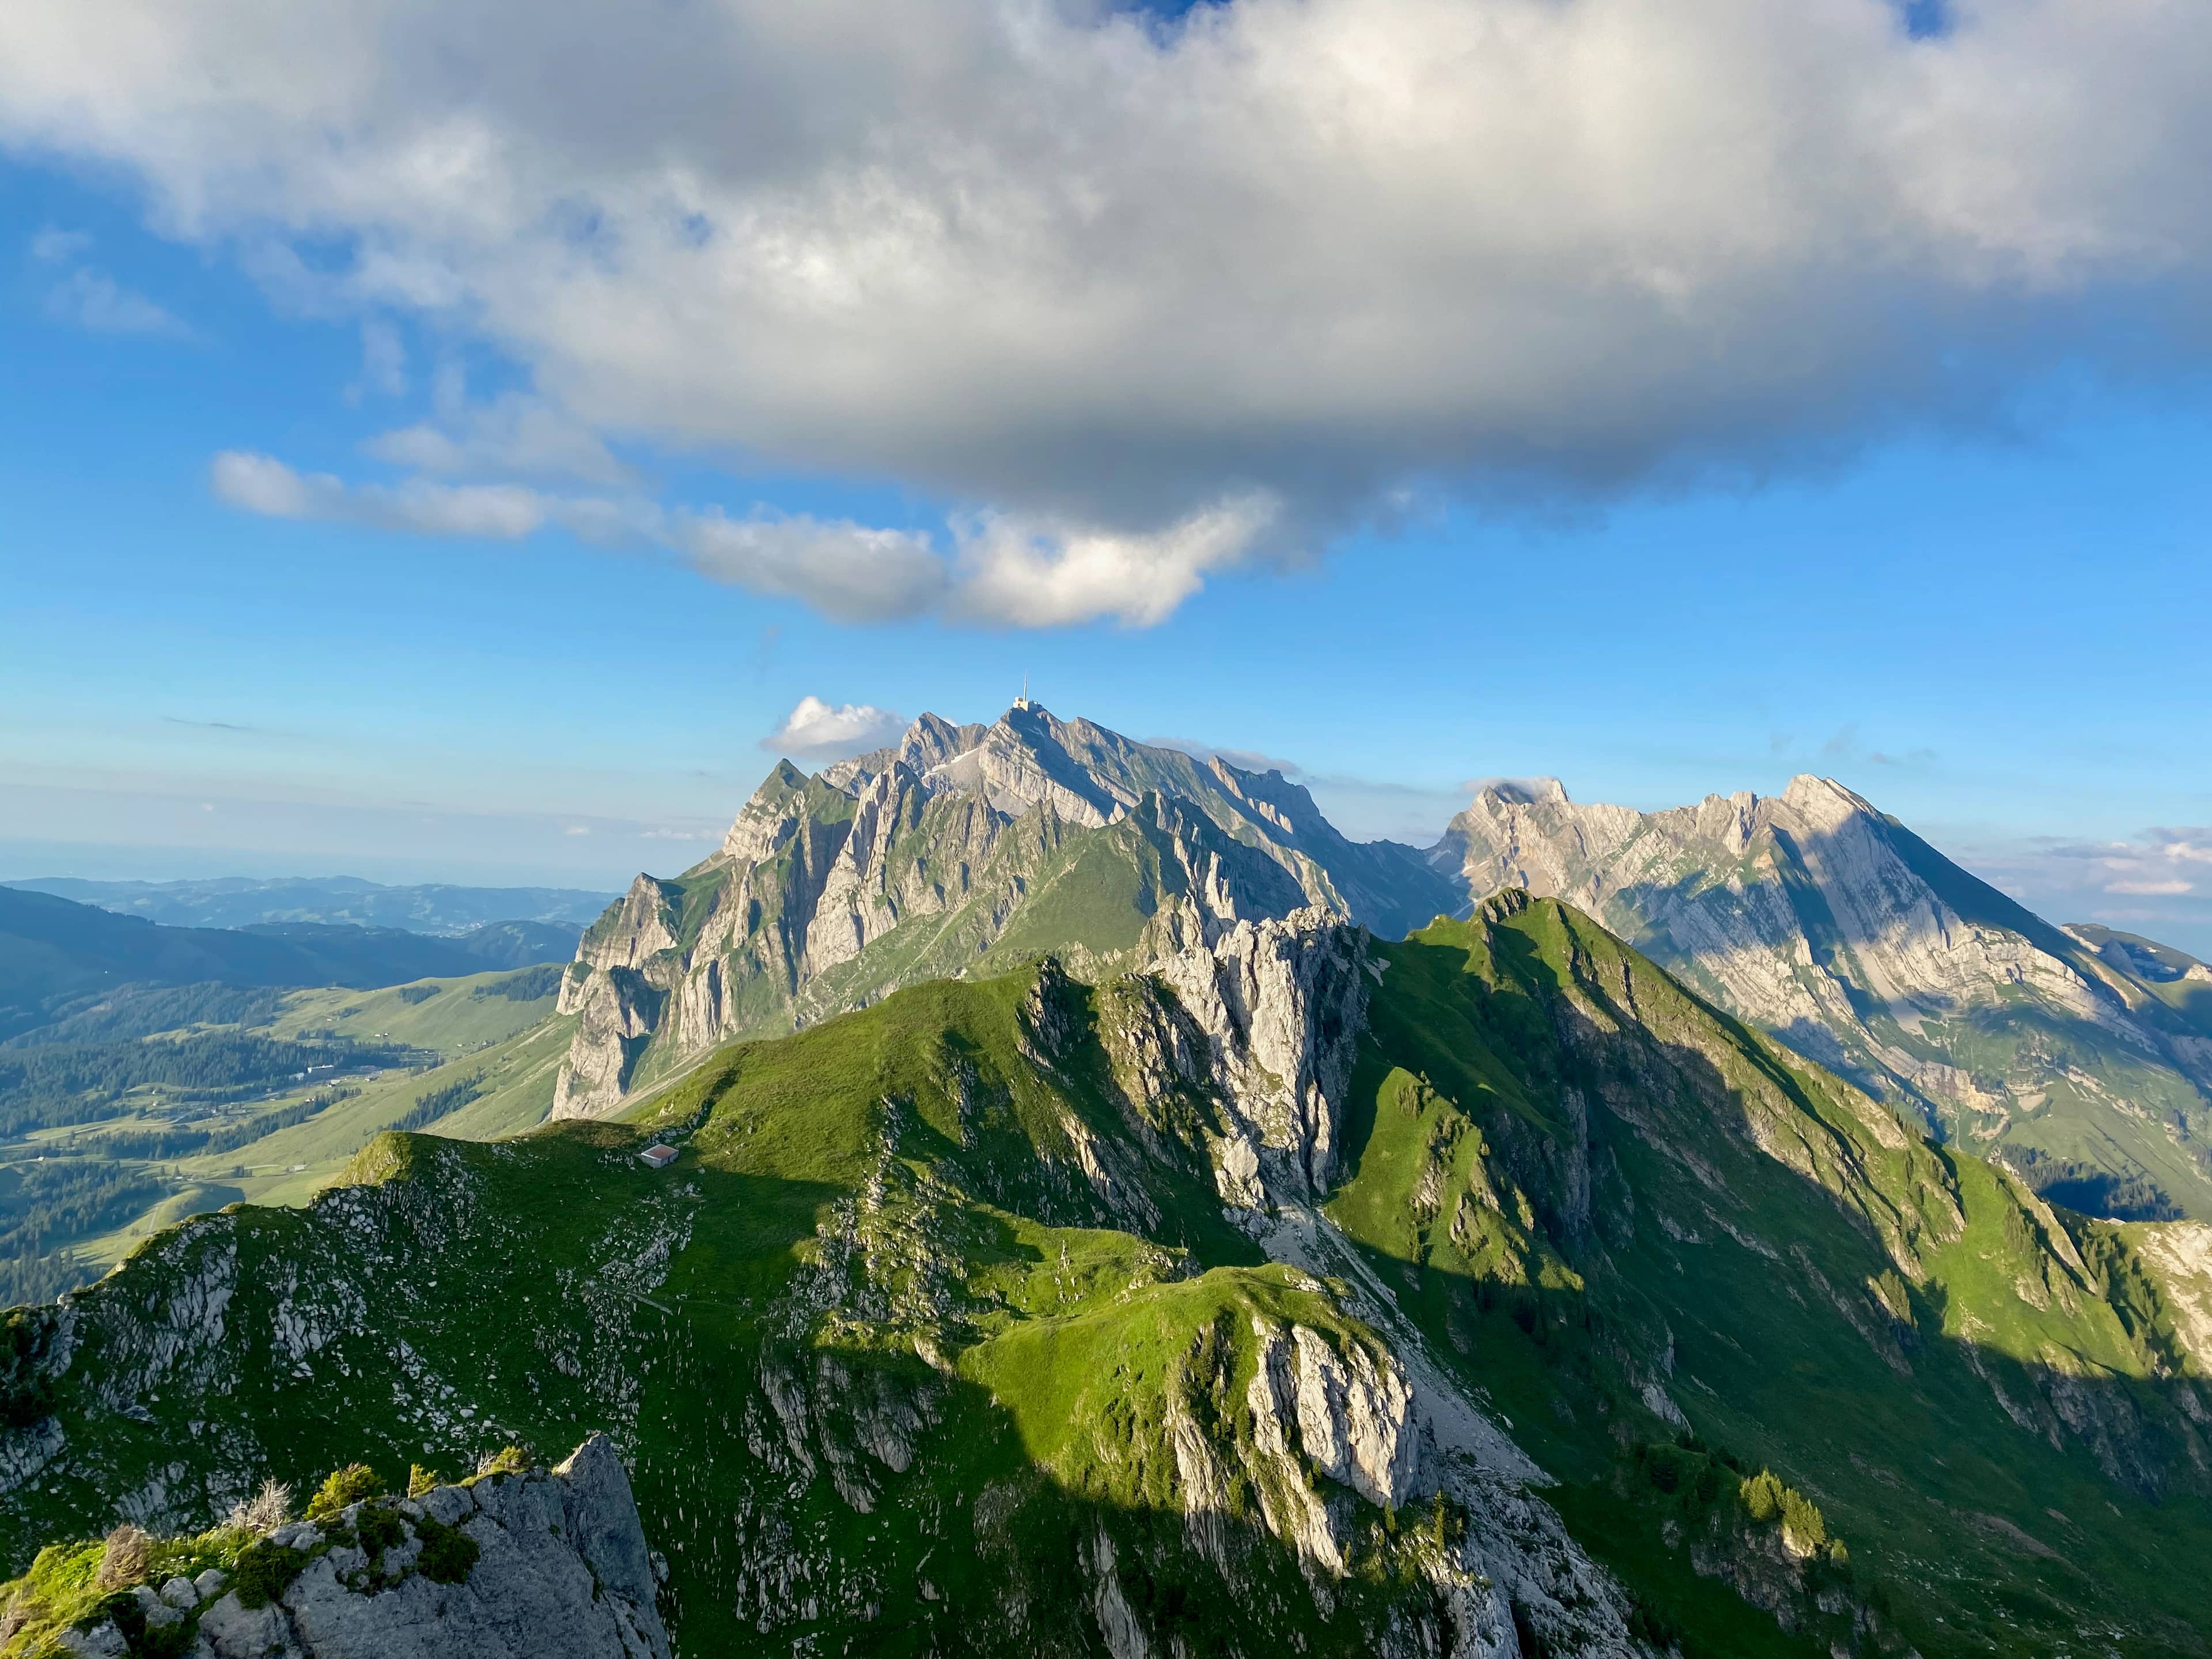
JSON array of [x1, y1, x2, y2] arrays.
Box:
[[2, 0, 2208, 952]]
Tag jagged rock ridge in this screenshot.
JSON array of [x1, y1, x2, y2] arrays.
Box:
[[554, 702, 1459, 1117]]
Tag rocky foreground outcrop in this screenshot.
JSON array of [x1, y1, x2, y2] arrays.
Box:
[[60, 1438, 666, 1659]]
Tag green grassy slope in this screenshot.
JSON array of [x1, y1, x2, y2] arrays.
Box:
[[0, 969, 1529, 1658], [3, 903, 2207, 1657], [269, 967, 560, 1054], [1328, 897, 2212, 1657], [8, 971, 565, 1282]]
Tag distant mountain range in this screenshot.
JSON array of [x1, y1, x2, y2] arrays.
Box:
[[0, 887, 579, 1042], [5, 874, 613, 935]]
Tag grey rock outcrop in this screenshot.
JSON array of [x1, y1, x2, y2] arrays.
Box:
[[1198, 1301, 1639, 1657], [1146, 908, 1373, 1205], [554, 703, 1455, 1119], [67, 1437, 665, 1659], [1247, 1319, 1416, 1510]]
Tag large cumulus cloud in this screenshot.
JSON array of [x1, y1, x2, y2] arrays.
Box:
[[6, 0, 2210, 623]]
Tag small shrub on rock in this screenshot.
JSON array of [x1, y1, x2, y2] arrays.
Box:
[[472, 1444, 530, 1480], [413, 1517, 480, 1585], [306, 1464, 383, 1522], [231, 1540, 310, 1610], [1740, 1469, 1785, 1524], [407, 1464, 443, 1498], [225, 1479, 291, 1535], [95, 1525, 151, 1590], [1779, 1488, 1828, 1557]]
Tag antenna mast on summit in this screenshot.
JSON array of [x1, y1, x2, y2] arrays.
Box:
[[1016, 672, 1032, 711]]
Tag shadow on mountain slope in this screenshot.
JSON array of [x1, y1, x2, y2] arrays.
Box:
[[1468, 801, 2212, 1225], [1331, 911, 2212, 1657], [0, 1024, 1612, 1656]]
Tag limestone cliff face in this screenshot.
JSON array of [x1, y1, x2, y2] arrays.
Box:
[[1143, 908, 1373, 1206], [1432, 774, 2212, 1218], [2133, 1220, 2212, 1374], [1185, 1307, 1641, 1658], [553, 704, 1456, 1119], [58, 1438, 666, 1659]]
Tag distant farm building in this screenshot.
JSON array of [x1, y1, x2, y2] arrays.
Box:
[[639, 1145, 678, 1169]]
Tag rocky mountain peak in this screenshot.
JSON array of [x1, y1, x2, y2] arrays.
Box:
[[715, 759, 816, 862], [1438, 768, 2212, 1219], [1775, 771, 1878, 828], [556, 704, 1461, 1118], [1472, 777, 1572, 806], [915, 702, 1138, 828], [895, 709, 989, 772]]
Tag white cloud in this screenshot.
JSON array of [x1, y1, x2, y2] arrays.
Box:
[[949, 494, 1279, 628], [210, 449, 563, 539], [679, 495, 1277, 627], [7, 0, 2211, 554], [762, 696, 909, 762], [359, 319, 408, 397], [377, 477, 549, 539], [211, 450, 323, 518], [365, 370, 632, 486], [28, 226, 91, 263], [67, 0, 2203, 617], [43, 266, 191, 337], [678, 511, 950, 625], [2078, 830, 2209, 898], [208, 444, 1271, 626]]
